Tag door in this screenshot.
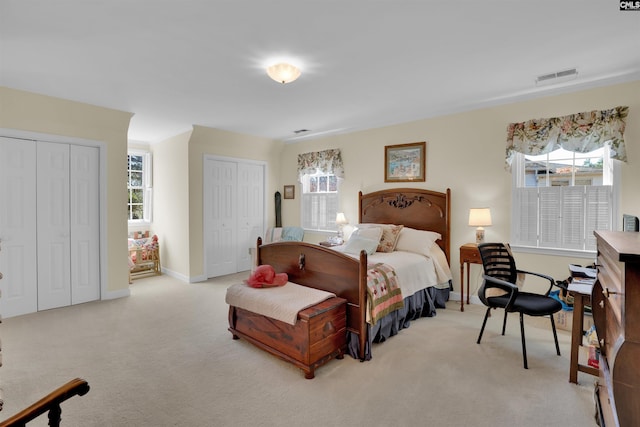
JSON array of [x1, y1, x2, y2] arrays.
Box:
[[204, 157, 265, 278], [204, 159, 237, 277], [0, 137, 38, 318], [37, 141, 72, 310], [237, 163, 264, 272], [70, 145, 100, 304], [0, 137, 101, 317]]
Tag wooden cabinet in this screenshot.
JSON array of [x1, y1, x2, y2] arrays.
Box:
[[593, 231, 640, 427]]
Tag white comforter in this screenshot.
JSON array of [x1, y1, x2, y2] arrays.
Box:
[[332, 244, 453, 298]]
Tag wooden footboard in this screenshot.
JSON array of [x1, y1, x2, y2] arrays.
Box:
[[257, 240, 368, 360]]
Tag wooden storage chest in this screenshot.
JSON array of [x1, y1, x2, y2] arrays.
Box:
[[228, 297, 347, 379]]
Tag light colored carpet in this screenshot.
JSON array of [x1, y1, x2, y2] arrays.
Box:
[[1, 273, 598, 426]]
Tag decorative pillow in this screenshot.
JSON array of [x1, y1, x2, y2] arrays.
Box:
[[350, 226, 383, 245], [395, 227, 442, 257], [356, 223, 404, 253], [343, 236, 379, 256], [378, 224, 404, 253]]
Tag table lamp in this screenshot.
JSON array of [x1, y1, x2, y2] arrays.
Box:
[[336, 212, 348, 243], [469, 208, 492, 244]]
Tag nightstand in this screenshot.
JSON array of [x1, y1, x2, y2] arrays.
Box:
[[459, 243, 481, 312]]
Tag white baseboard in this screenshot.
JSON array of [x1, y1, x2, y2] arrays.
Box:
[[102, 287, 130, 300], [160, 267, 191, 283], [450, 291, 481, 306], [189, 275, 207, 283]]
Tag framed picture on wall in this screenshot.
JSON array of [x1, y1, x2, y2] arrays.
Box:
[[283, 185, 295, 199], [384, 141, 426, 182]]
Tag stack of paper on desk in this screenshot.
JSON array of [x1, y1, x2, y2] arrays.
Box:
[[568, 264, 596, 294]]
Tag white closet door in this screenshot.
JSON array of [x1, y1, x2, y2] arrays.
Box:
[[37, 141, 72, 311], [237, 163, 264, 272], [204, 159, 237, 277], [70, 145, 100, 304], [0, 137, 38, 318]]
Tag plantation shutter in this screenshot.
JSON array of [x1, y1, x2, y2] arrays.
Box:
[[561, 186, 586, 250], [515, 184, 613, 251], [301, 191, 338, 231], [512, 187, 538, 246], [585, 186, 612, 251], [538, 187, 562, 248]]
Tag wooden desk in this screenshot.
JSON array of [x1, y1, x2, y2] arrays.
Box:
[[592, 231, 640, 426], [459, 243, 481, 312], [569, 290, 599, 384]]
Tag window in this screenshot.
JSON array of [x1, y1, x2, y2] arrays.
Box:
[[301, 172, 340, 232], [127, 151, 152, 223], [507, 106, 627, 255], [297, 148, 345, 233], [511, 146, 617, 253]]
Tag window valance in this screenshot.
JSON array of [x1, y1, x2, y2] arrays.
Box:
[[505, 106, 628, 170], [297, 149, 345, 182]]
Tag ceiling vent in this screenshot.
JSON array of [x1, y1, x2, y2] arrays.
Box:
[[535, 68, 578, 86]]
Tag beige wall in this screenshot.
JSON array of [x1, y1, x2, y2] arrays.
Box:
[[5, 79, 637, 299], [151, 130, 192, 280], [0, 86, 133, 295], [279, 80, 640, 297], [152, 125, 284, 280]]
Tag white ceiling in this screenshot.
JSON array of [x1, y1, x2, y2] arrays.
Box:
[[2, 1, 639, 144]]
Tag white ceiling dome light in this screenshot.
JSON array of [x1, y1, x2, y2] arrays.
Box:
[[266, 62, 301, 84]]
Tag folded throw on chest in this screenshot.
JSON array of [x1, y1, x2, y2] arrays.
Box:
[[225, 281, 336, 326]]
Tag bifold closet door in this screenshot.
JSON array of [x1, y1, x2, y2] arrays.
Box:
[[37, 142, 72, 310], [70, 145, 100, 305], [236, 162, 264, 272], [0, 138, 100, 316], [204, 159, 237, 277], [204, 158, 265, 278], [37, 142, 100, 311], [0, 137, 38, 318]]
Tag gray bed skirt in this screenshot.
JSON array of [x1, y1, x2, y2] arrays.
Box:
[[347, 281, 451, 361]]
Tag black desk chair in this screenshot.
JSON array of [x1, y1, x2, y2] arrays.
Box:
[[476, 242, 562, 369]]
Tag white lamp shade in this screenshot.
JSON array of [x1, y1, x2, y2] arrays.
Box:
[[266, 63, 301, 84], [468, 208, 492, 227], [336, 212, 348, 225]]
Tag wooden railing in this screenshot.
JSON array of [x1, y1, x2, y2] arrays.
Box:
[[0, 378, 90, 427]]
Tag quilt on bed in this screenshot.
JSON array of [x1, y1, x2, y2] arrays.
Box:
[[367, 262, 404, 325]]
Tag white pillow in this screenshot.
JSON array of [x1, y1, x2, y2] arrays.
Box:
[[343, 236, 379, 256], [395, 227, 442, 257], [350, 226, 383, 244]]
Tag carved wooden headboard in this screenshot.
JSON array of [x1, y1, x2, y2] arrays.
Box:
[[358, 188, 451, 262]]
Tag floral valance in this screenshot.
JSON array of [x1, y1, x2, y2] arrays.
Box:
[[505, 106, 628, 170], [297, 149, 345, 182]]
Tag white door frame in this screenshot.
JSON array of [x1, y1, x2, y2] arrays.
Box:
[[0, 128, 107, 304], [202, 154, 266, 281]]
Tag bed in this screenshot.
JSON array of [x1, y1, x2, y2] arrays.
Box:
[[232, 187, 452, 362]]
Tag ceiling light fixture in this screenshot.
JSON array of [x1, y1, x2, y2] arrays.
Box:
[[267, 62, 301, 84]]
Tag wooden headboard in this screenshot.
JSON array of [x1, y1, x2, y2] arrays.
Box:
[[359, 188, 451, 262]]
